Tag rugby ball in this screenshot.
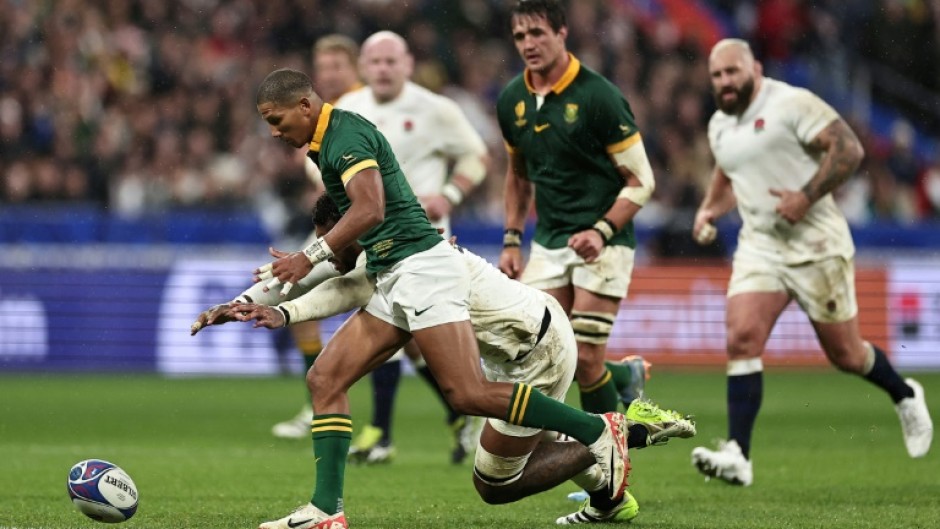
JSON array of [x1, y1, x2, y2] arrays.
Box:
[[67, 459, 139, 523]]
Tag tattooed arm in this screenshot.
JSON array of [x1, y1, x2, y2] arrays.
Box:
[[802, 119, 865, 202], [771, 118, 865, 224]]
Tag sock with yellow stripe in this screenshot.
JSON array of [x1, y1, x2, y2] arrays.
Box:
[[579, 369, 620, 413], [507, 383, 604, 446], [310, 414, 351, 515]]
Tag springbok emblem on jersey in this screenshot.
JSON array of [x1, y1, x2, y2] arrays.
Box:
[[515, 101, 527, 127], [564, 103, 579, 124]]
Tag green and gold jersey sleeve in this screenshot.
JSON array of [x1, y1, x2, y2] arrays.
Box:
[[589, 77, 641, 155], [310, 106, 442, 273]]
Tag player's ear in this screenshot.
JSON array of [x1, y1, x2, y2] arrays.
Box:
[[557, 25, 568, 41], [754, 60, 763, 78]]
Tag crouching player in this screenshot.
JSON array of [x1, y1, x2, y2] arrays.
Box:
[[192, 194, 695, 525]]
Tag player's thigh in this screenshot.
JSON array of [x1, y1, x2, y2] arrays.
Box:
[[412, 320, 486, 391], [521, 243, 575, 292], [726, 292, 791, 356], [571, 244, 635, 300], [784, 256, 858, 324], [479, 421, 541, 458], [315, 309, 409, 389]]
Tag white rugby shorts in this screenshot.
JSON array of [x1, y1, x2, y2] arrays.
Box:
[[521, 242, 634, 299], [483, 296, 577, 437], [365, 240, 471, 332], [728, 254, 858, 323]]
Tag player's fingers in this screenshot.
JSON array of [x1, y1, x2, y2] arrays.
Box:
[[265, 277, 281, 291], [768, 188, 783, 197], [190, 321, 203, 336], [280, 281, 294, 297]]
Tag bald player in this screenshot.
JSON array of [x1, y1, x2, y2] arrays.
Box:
[[690, 38, 933, 486], [272, 34, 366, 440], [333, 30, 491, 464]]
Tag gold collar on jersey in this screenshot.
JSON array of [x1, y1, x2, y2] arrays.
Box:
[[308, 103, 334, 153], [523, 53, 580, 95]]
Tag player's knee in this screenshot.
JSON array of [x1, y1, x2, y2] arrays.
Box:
[[726, 324, 768, 357], [307, 364, 348, 400], [472, 446, 530, 505], [570, 311, 615, 346]]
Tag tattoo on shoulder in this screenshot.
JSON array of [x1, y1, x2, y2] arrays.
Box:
[[802, 119, 862, 202]]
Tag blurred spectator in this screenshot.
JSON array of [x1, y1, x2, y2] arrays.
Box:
[[0, 0, 936, 238]]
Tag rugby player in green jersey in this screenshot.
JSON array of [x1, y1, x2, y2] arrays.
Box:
[[497, 1, 656, 420], [248, 68, 632, 529]]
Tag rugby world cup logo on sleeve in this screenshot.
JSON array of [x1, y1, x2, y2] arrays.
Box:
[[754, 117, 765, 133]]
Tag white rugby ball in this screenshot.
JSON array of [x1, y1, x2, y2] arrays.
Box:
[[67, 459, 139, 523]]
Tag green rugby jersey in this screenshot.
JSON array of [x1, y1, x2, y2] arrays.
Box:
[[306, 103, 442, 273], [497, 54, 640, 249]]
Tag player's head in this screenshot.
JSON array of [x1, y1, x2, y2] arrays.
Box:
[[257, 68, 323, 148], [313, 34, 361, 103], [509, 0, 568, 76], [359, 31, 413, 103], [312, 193, 362, 274], [708, 38, 763, 116]]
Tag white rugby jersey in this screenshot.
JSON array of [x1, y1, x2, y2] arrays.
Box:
[[708, 78, 855, 264], [335, 82, 486, 229]]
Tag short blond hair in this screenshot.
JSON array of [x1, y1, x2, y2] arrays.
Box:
[[313, 34, 359, 64]]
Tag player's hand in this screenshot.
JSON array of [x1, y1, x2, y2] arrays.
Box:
[[419, 194, 452, 222], [499, 247, 524, 279], [230, 302, 286, 329], [770, 188, 811, 224], [568, 229, 604, 263], [190, 303, 238, 336], [253, 246, 312, 297], [693, 209, 718, 245]]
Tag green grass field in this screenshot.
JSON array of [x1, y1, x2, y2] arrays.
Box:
[[1, 370, 938, 529]]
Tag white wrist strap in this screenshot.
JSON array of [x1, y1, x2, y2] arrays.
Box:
[[442, 183, 464, 206], [302, 237, 334, 265]]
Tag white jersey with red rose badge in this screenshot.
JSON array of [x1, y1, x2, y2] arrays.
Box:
[[707, 77, 855, 265]]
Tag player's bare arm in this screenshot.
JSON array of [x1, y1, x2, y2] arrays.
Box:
[[500, 149, 533, 279], [568, 140, 654, 262], [254, 168, 386, 293], [694, 166, 735, 245], [772, 119, 864, 224]]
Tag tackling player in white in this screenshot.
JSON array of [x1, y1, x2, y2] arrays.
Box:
[[192, 194, 696, 525]]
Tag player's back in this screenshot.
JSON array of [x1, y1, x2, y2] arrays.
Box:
[[458, 247, 551, 363]]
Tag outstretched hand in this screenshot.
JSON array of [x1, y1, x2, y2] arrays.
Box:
[[230, 302, 287, 329], [253, 246, 313, 297], [190, 303, 240, 336]]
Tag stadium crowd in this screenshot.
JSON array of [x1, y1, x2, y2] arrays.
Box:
[[1, 0, 939, 236]]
